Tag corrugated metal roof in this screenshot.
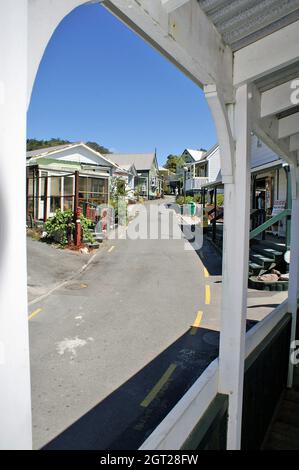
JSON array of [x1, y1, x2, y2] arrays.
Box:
[[106, 153, 156, 171], [255, 62, 299, 91], [198, 0, 299, 51], [26, 143, 76, 158]]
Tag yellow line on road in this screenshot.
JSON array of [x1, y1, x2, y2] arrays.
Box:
[[205, 285, 211, 305], [28, 308, 43, 321], [190, 311, 203, 335], [108, 246, 115, 253], [204, 267, 209, 278], [140, 363, 177, 408]]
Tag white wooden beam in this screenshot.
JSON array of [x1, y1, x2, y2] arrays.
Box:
[[219, 84, 252, 450], [161, 0, 190, 13], [204, 84, 234, 183], [290, 133, 299, 151], [29, 0, 233, 102], [104, 0, 233, 101], [254, 118, 297, 167], [279, 112, 299, 139], [261, 78, 299, 118], [28, 0, 86, 102], [251, 85, 297, 166], [0, 0, 32, 449], [234, 20, 299, 86]]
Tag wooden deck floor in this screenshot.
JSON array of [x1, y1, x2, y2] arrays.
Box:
[[263, 365, 299, 450]]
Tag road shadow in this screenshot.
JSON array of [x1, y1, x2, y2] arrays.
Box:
[[43, 326, 219, 450], [179, 222, 222, 276], [195, 238, 223, 277], [43, 319, 257, 450]]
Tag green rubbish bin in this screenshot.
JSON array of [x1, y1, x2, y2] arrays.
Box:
[[188, 202, 196, 216]]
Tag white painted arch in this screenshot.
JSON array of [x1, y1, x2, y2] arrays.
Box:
[[28, 0, 88, 103], [1, 0, 240, 451]]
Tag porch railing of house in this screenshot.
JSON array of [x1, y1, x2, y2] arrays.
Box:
[[139, 299, 295, 450], [249, 209, 291, 240], [207, 206, 224, 243], [185, 177, 209, 192]]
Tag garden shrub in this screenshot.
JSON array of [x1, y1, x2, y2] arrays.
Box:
[[216, 194, 224, 206], [175, 195, 185, 205], [45, 209, 94, 246], [80, 214, 94, 244], [175, 195, 200, 205], [193, 194, 202, 203], [45, 210, 74, 245]]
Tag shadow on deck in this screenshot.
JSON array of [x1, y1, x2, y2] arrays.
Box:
[[263, 366, 299, 450]]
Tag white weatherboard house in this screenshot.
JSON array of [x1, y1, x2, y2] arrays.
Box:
[[186, 136, 289, 226], [185, 145, 219, 192], [181, 148, 207, 164], [106, 152, 162, 199], [111, 162, 138, 201], [26, 142, 135, 221], [2, 0, 299, 452]]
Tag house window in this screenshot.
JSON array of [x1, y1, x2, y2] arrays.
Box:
[[64, 176, 74, 211], [79, 176, 109, 207], [50, 176, 62, 213]]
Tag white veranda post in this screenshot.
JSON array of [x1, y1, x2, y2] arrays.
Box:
[[0, 0, 32, 449], [288, 163, 299, 387], [218, 84, 252, 450]]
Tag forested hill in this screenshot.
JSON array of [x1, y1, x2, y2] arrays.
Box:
[[26, 138, 111, 154]]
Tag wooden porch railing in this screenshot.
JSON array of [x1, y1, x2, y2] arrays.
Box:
[[249, 209, 291, 240]]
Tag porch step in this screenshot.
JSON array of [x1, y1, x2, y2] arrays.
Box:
[[248, 262, 265, 276], [251, 239, 287, 253], [249, 253, 276, 269], [250, 246, 284, 262]]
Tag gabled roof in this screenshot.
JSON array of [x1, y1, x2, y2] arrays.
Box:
[[186, 145, 219, 168], [119, 163, 138, 175], [106, 153, 156, 171], [26, 143, 77, 159], [183, 148, 207, 162], [204, 144, 220, 160], [26, 142, 118, 169]]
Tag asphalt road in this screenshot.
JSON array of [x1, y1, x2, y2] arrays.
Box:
[[28, 198, 286, 449], [27, 237, 90, 303]]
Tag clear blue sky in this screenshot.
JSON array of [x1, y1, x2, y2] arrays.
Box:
[[27, 3, 216, 166]]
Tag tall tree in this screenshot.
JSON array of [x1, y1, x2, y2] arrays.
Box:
[[86, 141, 110, 154], [163, 154, 186, 173], [27, 138, 111, 154], [27, 138, 71, 151]]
